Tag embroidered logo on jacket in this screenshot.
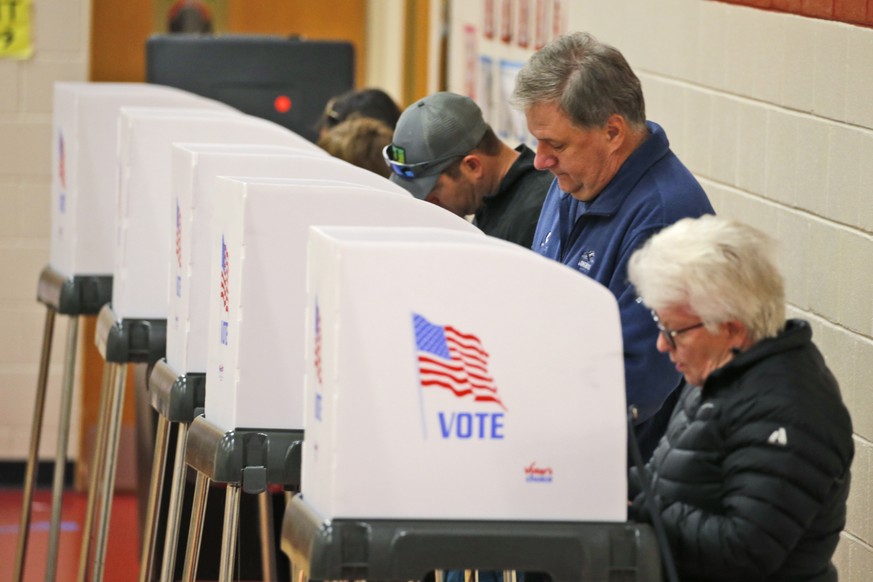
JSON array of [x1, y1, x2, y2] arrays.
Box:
[[767, 427, 788, 446], [577, 249, 595, 272]]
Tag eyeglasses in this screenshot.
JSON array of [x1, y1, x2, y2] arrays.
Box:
[[651, 310, 705, 350], [382, 144, 464, 179]]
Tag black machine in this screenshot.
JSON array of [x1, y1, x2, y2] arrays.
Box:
[[145, 34, 355, 143]]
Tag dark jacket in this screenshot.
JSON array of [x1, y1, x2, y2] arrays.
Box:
[[631, 319, 854, 581]]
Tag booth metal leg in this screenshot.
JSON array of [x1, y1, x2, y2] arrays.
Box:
[[218, 484, 242, 582], [90, 362, 128, 582], [138, 414, 170, 582], [159, 421, 190, 582], [12, 307, 56, 582], [45, 315, 80, 582], [258, 489, 278, 582], [181, 472, 210, 582], [76, 361, 114, 582]]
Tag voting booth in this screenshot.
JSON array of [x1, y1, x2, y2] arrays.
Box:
[[15, 82, 230, 582], [280, 226, 660, 582], [176, 178, 480, 582], [149, 143, 409, 582], [86, 106, 322, 582]]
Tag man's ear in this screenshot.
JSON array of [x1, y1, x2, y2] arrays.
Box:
[[604, 114, 628, 151], [461, 153, 484, 179]]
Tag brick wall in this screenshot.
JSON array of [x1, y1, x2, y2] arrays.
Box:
[[0, 0, 91, 461]]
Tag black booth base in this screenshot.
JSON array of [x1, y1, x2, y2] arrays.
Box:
[[95, 304, 167, 364], [36, 265, 112, 315], [148, 359, 205, 423], [281, 495, 663, 582], [185, 416, 303, 491]]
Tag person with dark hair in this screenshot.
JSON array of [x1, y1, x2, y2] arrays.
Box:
[[384, 92, 551, 248], [628, 215, 853, 581], [511, 32, 713, 460], [317, 116, 394, 178], [316, 88, 402, 139]]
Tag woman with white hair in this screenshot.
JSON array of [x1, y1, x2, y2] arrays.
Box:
[[627, 215, 853, 581]]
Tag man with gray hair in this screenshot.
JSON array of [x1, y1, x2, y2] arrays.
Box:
[[512, 32, 714, 461]]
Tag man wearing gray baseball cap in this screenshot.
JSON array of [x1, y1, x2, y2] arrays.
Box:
[[384, 91, 551, 248]]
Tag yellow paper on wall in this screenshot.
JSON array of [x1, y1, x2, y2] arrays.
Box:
[[0, 0, 33, 59]]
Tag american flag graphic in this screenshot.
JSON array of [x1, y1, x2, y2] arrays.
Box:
[[220, 236, 229, 312], [314, 301, 322, 385], [175, 201, 182, 269], [413, 313, 506, 410]]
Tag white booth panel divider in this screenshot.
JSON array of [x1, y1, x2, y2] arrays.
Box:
[[111, 107, 320, 321], [301, 225, 627, 522], [205, 177, 479, 433], [50, 82, 231, 277], [167, 142, 395, 375]]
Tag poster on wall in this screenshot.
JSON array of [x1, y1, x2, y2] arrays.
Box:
[[464, 25, 478, 100], [483, 0, 495, 39], [498, 59, 532, 146], [478, 56, 495, 127], [500, 0, 514, 44], [534, 0, 550, 49], [0, 0, 33, 59], [517, 0, 530, 49]]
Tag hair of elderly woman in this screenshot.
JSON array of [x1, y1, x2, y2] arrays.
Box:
[[317, 116, 394, 178], [510, 31, 646, 131], [628, 215, 786, 344]]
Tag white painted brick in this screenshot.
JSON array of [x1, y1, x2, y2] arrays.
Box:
[[845, 438, 873, 544], [682, 89, 713, 177], [723, 4, 760, 99], [22, 60, 89, 115], [17, 180, 51, 238], [669, 0, 701, 82], [0, 306, 48, 366], [659, 85, 689, 165], [696, 1, 727, 90], [812, 321, 856, 410], [708, 95, 739, 186], [755, 9, 787, 106], [0, 121, 52, 178], [834, 533, 850, 580], [847, 529, 873, 581], [835, 231, 873, 336], [793, 117, 830, 218], [735, 100, 768, 195], [764, 109, 798, 207], [782, 14, 818, 114], [32, 0, 86, 53], [0, 61, 20, 113], [0, 246, 49, 301], [852, 341, 873, 442], [805, 220, 840, 320], [697, 178, 727, 214], [846, 26, 873, 132], [776, 210, 810, 310], [813, 22, 849, 122], [857, 131, 873, 234], [0, 186, 19, 235], [826, 125, 863, 228]]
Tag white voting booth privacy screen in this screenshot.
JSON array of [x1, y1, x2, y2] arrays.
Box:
[[302, 226, 627, 522], [167, 142, 408, 375], [111, 107, 319, 321], [50, 82, 230, 277], [205, 177, 480, 433]]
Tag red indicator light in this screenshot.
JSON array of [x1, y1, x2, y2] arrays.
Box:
[[274, 95, 292, 113]]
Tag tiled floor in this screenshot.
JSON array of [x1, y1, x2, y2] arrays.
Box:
[[0, 488, 139, 582]]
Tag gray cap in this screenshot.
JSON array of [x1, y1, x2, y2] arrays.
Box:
[[387, 92, 489, 199]]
